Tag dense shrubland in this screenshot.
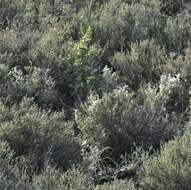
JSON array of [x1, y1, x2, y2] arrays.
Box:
[[1, 0, 191, 189]]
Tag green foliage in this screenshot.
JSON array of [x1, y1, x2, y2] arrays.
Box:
[[98, 0, 165, 52], [111, 40, 167, 90], [71, 26, 104, 99], [164, 10, 191, 53], [76, 75, 183, 160], [0, 66, 58, 109], [32, 165, 136, 190], [1, 0, 191, 188], [100, 66, 119, 93], [0, 141, 30, 190], [0, 98, 81, 173], [32, 166, 93, 190], [139, 130, 191, 190], [94, 180, 136, 190], [160, 0, 184, 16], [165, 48, 191, 82]]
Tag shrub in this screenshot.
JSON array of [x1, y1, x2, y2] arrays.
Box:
[[0, 0, 18, 29], [33, 166, 94, 190], [33, 166, 136, 190], [0, 141, 30, 190], [94, 180, 136, 190], [164, 48, 191, 82], [163, 49, 191, 114], [98, 0, 165, 52], [0, 66, 58, 110], [139, 130, 191, 190], [100, 66, 119, 93], [0, 28, 33, 68], [164, 10, 191, 53], [0, 98, 81, 174], [160, 0, 184, 16], [37, 23, 104, 107], [2, 0, 191, 188], [38, 21, 73, 64], [111, 40, 167, 90], [32, 166, 64, 190], [76, 75, 183, 160]]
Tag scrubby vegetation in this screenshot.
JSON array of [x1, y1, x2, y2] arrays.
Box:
[[1, 0, 191, 189]]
